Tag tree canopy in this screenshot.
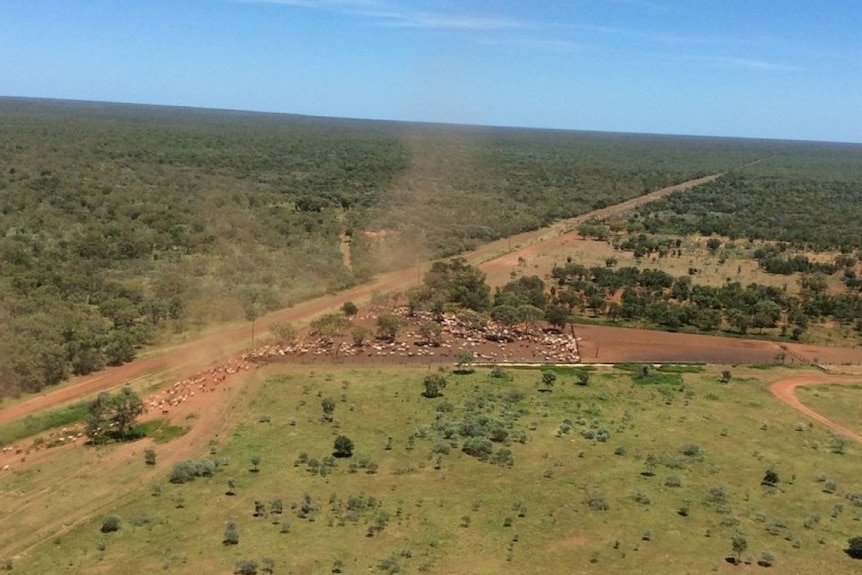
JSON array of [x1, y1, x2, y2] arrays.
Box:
[[85, 387, 145, 444]]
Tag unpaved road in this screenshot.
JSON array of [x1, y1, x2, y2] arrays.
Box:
[[2, 168, 861, 561], [770, 374, 862, 443], [0, 172, 724, 426]]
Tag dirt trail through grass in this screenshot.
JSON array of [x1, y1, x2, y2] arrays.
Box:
[[770, 374, 862, 443]]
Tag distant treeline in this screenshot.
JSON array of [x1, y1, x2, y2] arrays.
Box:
[[0, 98, 855, 397], [630, 172, 862, 251]]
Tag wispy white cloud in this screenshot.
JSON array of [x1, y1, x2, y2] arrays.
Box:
[[682, 55, 801, 72], [602, 0, 670, 12], [476, 37, 581, 53], [232, 0, 528, 31], [373, 11, 525, 31]]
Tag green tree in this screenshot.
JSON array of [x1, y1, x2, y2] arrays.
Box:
[[333, 435, 355, 458], [847, 536, 862, 559], [541, 370, 557, 392], [223, 521, 240, 545], [731, 533, 748, 564], [101, 515, 121, 533], [239, 290, 265, 346], [341, 301, 358, 317], [144, 448, 156, 466], [376, 314, 401, 342], [269, 321, 297, 344], [422, 258, 491, 312], [491, 304, 521, 328], [235, 559, 258, 575], [351, 325, 371, 346], [418, 321, 442, 346], [455, 350, 475, 374], [250, 454, 261, 472], [518, 304, 545, 331], [544, 304, 570, 332], [321, 397, 336, 422], [422, 373, 447, 398], [85, 387, 145, 444], [310, 312, 348, 342], [726, 309, 750, 334], [762, 469, 779, 487]]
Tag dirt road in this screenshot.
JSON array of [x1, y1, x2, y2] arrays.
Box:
[[0, 172, 724, 426], [769, 374, 862, 443]]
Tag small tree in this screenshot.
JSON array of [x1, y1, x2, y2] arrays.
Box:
[[270, 498, 283, 515], [235, 559, 258, 575], [322, 397, 336, 422], [226, 478, 237, 496], [544, 304, 570, 332], [333, 435, 355, 458], [101, 515, 121, 533], [731, 533, 748, 564], [847, 536, 862, 559], [720, 370, 732, 384], [540, 370, 556, 392], [250, 454, 261, 473], [418, 321, 442, 346], [144, 448, 157, 466], [759, 551, 776, 567], [576, 371, 590, 386], [454, 350, 475, 374], [269, 321, 297, 344], [351, 325, 371, 346], [376, 314, 401, 342], [341, 301, 358, 317], [86, 387, 145, 444], [422, 373, 447, 398], [762, 469, 779, 487], [240, 291, 265, 346], [223, 521, 240, 545]]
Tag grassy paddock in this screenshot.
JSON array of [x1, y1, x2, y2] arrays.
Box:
[[0, 401, 88, 447], [10, 365, 862, 574], [796, 384, 862, 438]]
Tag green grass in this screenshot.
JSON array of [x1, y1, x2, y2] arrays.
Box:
[[796, 384, 862, 437], [136, 420, 190, 444], [0, 401, 88, 446], [10, 365, 862, 575], [655, 364, 705, 373]]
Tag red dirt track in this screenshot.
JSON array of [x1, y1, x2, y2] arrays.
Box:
[[0, 172, 724, 426], [770, 374, 862, 443]]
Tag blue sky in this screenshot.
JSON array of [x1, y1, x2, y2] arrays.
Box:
[[2, 0, 861, 142]]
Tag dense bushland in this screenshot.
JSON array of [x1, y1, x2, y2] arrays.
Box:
[[0, 98, 853, 396], [630, 172, 862, 250]]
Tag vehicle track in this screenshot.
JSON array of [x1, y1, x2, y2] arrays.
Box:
[[769, 374, 862, 443], [0, 172, 724, 426]]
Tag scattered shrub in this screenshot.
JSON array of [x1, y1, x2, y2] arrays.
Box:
[[100, 515, 121, 533]]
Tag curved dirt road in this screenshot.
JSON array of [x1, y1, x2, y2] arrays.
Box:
[[769, 374, 862, 443]]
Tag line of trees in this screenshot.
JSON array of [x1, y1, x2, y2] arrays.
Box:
[[406, 257, 859, 343]]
